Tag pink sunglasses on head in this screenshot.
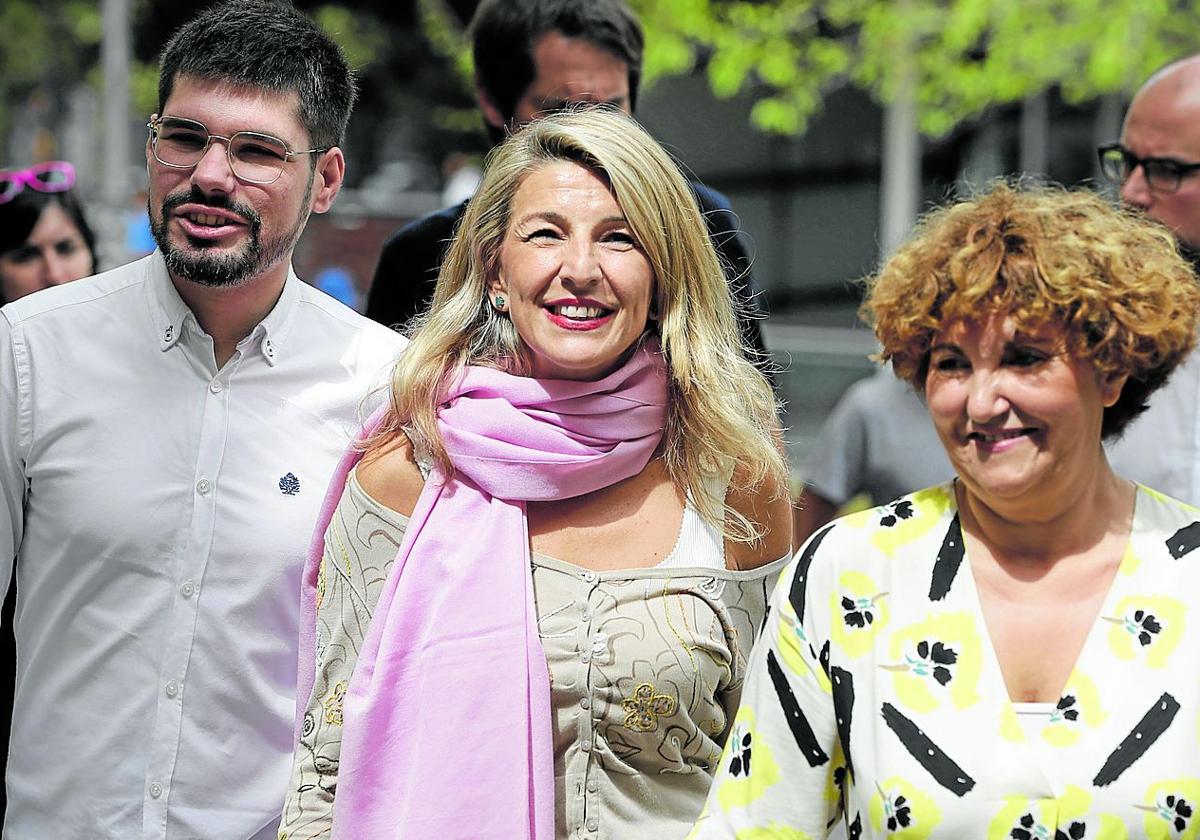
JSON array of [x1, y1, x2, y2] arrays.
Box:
[[0, 161, 76, 205]]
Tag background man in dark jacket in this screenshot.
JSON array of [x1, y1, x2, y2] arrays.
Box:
[[367, 0, 772, 373]]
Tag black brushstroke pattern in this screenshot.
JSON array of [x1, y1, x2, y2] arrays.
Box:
[[929, 514, 964, 601], [1093, 692, 1180, 786], [766, 649, 829, 767], [830, 666, 856, 784], [789, 523, 834, 622], [1167, 522, 1200, 559], [881, 702, 975, 796]]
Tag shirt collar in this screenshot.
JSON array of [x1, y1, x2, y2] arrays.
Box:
[[146, 249, 302, 366], [146, 251, 191, 352]]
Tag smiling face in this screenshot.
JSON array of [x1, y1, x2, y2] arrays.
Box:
[[490, 160, 654, 381], [924, 313, 1126, 515], [0, 201, 94, 302], [147, 74, 341, 289]]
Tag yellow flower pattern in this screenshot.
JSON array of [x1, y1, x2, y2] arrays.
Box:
[[689, 483, 1200, 839], [868, 486, 954, 557], [716, 708, 783, 813], [1041, 670, 1108, 748], [867, 778, 943, 839], [882, 611, 983, 713], [1140, 778, 1200, 840], [776, 599, 832, 694], [1105, 595, 1186, 669], [829, 571, 890, 659]]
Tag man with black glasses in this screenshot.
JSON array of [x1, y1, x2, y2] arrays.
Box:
[[1099, 55, 1200, 505], [0, 3, 404, 837]]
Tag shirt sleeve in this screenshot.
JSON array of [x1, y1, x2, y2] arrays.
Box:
[[803, 377, 872, 506], [279, 489, 406, 838], [0, 312, 29, 617], [688, 527, 845, 839]]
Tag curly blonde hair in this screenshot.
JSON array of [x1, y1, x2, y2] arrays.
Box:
[[369, 108, 785, 543], [862, 182, 1200, 439]]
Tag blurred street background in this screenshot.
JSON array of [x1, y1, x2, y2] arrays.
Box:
[[4, 0, 1196, 478]]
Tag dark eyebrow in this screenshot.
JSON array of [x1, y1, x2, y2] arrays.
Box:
[[928, 342, 961, 354]]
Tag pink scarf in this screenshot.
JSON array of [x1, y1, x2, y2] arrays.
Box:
[[295, 341, 668, 839]]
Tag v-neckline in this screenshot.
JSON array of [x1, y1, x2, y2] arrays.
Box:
[[949, 481, 1141, 711]]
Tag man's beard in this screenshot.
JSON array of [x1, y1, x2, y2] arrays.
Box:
[[150, 185, 309, 288]]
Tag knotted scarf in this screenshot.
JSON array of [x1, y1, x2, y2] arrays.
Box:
[[294, 340, 669, 839]]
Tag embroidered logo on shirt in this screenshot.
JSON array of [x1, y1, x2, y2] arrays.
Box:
[[279, 472, 301, 495], [621, 682, 677, 732]]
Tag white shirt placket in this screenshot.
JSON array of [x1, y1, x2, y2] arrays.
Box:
[[141, 346, 240, 838]]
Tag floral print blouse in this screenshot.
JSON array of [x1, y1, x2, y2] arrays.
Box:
[[690, 482, 1200, 840], [280, 469, 787, 840]]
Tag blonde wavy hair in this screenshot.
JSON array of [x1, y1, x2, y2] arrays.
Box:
[[370, 108, 785, 542], [863, 181, 1200, 438]]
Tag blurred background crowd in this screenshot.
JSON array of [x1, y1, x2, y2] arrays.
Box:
[[2, 0, 1192, 488]]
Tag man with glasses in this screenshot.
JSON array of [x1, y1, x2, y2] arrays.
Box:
[[1099, 55, 1200, 504], [0, 3, 404, 838]]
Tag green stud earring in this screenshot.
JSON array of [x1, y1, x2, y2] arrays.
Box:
[[493, 295, 506, 311]]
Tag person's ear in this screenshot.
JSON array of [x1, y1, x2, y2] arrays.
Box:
[[476, 85, 508, 132], [309, 148, 346, 214], [1100, 371, 1129, 407]]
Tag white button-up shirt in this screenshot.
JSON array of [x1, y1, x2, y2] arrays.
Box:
[[0, 252, 406, 839]]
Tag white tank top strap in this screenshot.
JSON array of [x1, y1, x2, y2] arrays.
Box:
[[656, 458, 733, 570]]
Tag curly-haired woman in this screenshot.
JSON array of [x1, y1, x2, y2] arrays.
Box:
[[692, 183, 1200, 839]]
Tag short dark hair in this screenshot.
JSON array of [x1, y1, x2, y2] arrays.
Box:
[[0, 189, 97, 303], [157, 0, 356, 149], [470, 0, 644, 122]]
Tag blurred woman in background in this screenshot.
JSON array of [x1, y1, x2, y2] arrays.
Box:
[[0, 161, 96, 304]]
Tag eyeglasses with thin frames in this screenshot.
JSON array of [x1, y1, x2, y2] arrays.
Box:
[[147, 116, 329, 185], [1097, 143, 1200, 194]]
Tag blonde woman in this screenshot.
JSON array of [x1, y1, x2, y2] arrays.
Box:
[[280, 108, 791, 840], [691, 183, 1200, 838]]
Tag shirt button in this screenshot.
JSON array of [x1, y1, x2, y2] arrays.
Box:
[[579, 697, 590, 710], [586, 818, 598, 831], [581, 740, 592, 752], [179, 580, 197, 599], [209, 380, 223, 394], [581, 571, 597, 583], [165, 679, 180, 698], [580, 607, 592, 621], [586, 779, 598, 793], [196, 478, 211, 495], [580, 652, 591, 664], [149, 782, 163, 799]]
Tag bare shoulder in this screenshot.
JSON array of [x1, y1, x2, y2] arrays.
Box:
[[724, 461, 794, 571], [355, 432, 426, 517]]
